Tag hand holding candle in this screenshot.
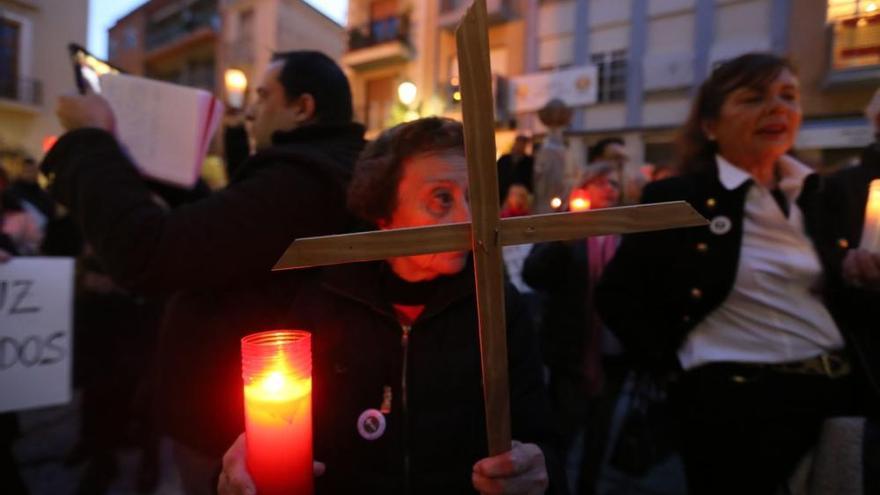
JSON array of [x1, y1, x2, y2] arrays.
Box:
[[241, 330, 313, 495], [219, 433, 326, 495]]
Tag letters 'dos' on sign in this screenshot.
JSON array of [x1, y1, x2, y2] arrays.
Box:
[[0, 257, 75, 413]]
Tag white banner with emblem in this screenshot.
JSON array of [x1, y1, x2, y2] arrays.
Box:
[[508, 66, 599, 114], [0, 257, 74, 413]]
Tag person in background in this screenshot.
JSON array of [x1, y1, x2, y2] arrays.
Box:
[[0, 168, 42, 255], [218, 117, 564, 494], [596, 53, 880, 495], [0, 232, 27, 495], [501, 183, 532, 219], [533, 100, 573, 214], [498, 135, 535, 204], [590, 138, 630, 202], [830, 88, 880, 495], [522, 163, 621, 494], [8, 158, 54, 231], [832, 87, 880, 251], [42, 50, 366, 495], [589, 138, 628, 168], [500, 183, 540, 331]]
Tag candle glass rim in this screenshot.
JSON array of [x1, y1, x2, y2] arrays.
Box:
[[241, 329, 311, 347]]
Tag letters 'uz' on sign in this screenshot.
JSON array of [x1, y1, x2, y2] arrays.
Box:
[[0, 257, 74, 413]]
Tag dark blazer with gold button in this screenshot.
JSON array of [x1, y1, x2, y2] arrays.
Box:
[[595, 156, 880, 400]]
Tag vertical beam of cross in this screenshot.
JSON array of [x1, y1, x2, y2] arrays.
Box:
[[456, 0, 511, 456]]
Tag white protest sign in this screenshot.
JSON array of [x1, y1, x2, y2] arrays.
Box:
[[509, 66, 599, 114], [0, 257, 74, 413]]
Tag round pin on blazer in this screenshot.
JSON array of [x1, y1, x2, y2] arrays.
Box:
[[709, 216, 732, 236], [357, 409, 386, 441]]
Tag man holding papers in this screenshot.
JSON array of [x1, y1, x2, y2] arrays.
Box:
[[41, 51, 365, 495]]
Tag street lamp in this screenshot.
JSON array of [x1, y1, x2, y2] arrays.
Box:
[[225, 68, 248, 109], [397, 81, 418, 106]]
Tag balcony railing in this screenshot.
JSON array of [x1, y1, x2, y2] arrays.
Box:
[[347, 14, 410, 51], [145, 11, 219, 52], [438, 0, 514, 28], [0, 77, 42, 106]]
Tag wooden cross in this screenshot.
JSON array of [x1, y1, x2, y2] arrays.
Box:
[[273, 0, 707, 456]]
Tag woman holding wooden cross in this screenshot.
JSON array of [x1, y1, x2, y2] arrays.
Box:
[[218, 117, 564, 494]]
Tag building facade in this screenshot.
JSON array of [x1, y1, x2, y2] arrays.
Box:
[[789, 0, 878, 169], [342, 0, 528, 142], [108, 0, 222, 92], [219, 0, 345, 106], [0, 0, 89, 161], [343, 0, 879, 170]]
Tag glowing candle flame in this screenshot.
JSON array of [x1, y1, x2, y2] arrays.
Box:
[[263, 372, 285, 394], [862, 180, 880, 254], [569, 189, 591, 212]]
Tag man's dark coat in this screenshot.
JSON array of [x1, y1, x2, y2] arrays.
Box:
[[41, 123, 366, 456]]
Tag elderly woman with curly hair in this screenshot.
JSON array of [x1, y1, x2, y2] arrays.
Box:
[[218, 117, 565, 495]]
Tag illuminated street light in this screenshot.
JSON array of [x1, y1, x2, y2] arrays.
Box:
[[225, 69, 248, 109], [397, 81, 418, 106]]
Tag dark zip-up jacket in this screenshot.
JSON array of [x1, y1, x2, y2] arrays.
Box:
[[289, 261, 565, 494], [40, 123, 366, 456], [596, 156, 880, 404]]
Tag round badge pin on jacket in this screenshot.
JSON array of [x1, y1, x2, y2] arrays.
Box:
[[357, 408, 386, 441]]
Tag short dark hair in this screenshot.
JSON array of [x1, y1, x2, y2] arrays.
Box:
[[677, 52, 797, 173], [272, 51, 353, 125], [578, 163, 615, 188], [348, 117, 464, 225], [589, 137, 624, 163]]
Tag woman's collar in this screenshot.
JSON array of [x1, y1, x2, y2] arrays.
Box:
[[715, 154, 752, 191], [715, 153, 815, 192]]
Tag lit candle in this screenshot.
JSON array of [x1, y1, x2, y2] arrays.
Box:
[[569, 189, 591, 212], [241, 330, 313, 495], [862, 179, 880, 254]]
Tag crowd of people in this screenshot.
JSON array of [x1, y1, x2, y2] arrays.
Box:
[[1, 50, 879, 495]]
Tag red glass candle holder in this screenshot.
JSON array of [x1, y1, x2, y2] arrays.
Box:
[[241, 330, 313, 495]]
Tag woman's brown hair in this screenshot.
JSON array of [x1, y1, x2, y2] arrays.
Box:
[[348, 117, 464, 226], [677, 53, 797, 173]]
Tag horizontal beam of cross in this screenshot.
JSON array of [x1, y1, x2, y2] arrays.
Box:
[[273, 201, 707, 271]]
